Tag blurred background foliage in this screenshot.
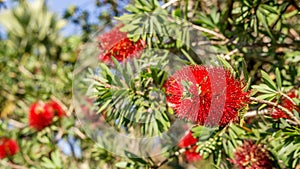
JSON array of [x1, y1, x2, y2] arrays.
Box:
[[0, 0, 299, 168]]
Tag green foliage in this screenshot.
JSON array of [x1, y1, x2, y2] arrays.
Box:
[[0, 0, 66, 59], [1, 0, 300, 168], [92, 51, 171, 136]]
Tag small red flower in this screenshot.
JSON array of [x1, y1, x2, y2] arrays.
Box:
[[29, 101, 54, 131], [178, 131, 202, 162], [46, 100, 66, 117], [271, 91, 300, 119], [164, 65, 250, 126], [0, 138, 19, 159], [98, 25, 145, 63], [230, 140, 274, 169]]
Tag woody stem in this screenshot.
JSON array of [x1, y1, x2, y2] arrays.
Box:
[[250, 97, 300, 125]]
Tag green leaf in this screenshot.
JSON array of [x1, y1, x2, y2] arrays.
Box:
[[256, 93, 277, 101], [252, 84, 277, 93], [98, 99, 112, 113], [41, 157, 56, 169], [51, 150, 62, 168], [115, 162, 130, 168], [260, 4, 279, 14], [275, 68, 282, 90], [125, 4, 140, 13], [261, 70, 277, 90], [257, 9, 274, 40], [241, 59, 249, 81], [124, 151, 148, 165], [181, 48, 196, 65]]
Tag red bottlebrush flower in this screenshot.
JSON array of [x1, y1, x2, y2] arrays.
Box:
[[178, 131, 202, 162], [98, 25, 145, 63], [287, 5, 296, 13], [271, 91, 300, 119], [46, 100, 66, 117], [163, 65, 250, 126], [230, 140, 274, 169], [29, 101, 54, 131], [0, 138, 19, 159]]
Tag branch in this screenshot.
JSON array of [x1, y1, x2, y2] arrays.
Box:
[[151, 144, 194, 169], [161, 0, 178, 9], [50, 96, 69, 116], [72, 127, 87, 140], [192, 40, 229, 46], [0, 161, 28, 169], [220, 48, 239, 60], [280, 91, 297, 106], [191, 24, 228, 40], [8, 119, 27, 128], [244, 109, 269, 118], [250, 97, 300, 125]]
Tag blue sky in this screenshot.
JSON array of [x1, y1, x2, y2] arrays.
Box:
[[1, 0, 98, 36], [47, 0, 97, 36]]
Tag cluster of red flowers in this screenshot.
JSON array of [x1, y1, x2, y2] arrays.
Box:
[[0, 138, 19, 159], [270, 91, 300, 119], [98, 25, 145, 63], [178, 131, 202, 162], [164, 65, 250, 126], [29, 100, 66, 131], [230, 140, 274, 169]]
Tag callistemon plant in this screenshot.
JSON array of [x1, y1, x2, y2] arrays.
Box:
[[270, 91, 300, 119], [28, 100, 66, 130], [163, 65, 250, 126], [230, 140, 274, 169], [29, 101, 54, 131], [3, 0, 300, 168], [84, 0, 300, 167], [0, 138, 19, 159], [98, 24, 145, 63], [178, 131, 202, 162]]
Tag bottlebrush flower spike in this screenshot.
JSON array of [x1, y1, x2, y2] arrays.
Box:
[[29, 101, 54, 131], [46, 100, 66, 117], [98, 24, 145, 63], [163, 65, 250, 126], [230, 140, 274, 169], [178, 131, 201, 162], [271, 91, 300, 119], [0, 138, 19, 159]]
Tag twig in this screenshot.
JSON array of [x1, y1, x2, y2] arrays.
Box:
[[161, 0, 178, 9], [167, 16, 229, 42], [151, 144, 194, 169], [50, 96, 69, 115], [18, 65, 34, 78], [93, 76, 112, 89], [0, 161, 28, 169], [55, 128, 64, 142], [66, 102, 74, 117], [286, 119, 299, 125], [192, 40, 229, 46], [280, 92, 297, 106], [72, 127, 87, 140], [161, 1, 229, 47], [221, 48, 239, 60], [289, 28, 300, 40], [8, 119, 27, 128], [244, 109, 269, 118], [250, 97, 300, 125], [191, 24, 228, 40]]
